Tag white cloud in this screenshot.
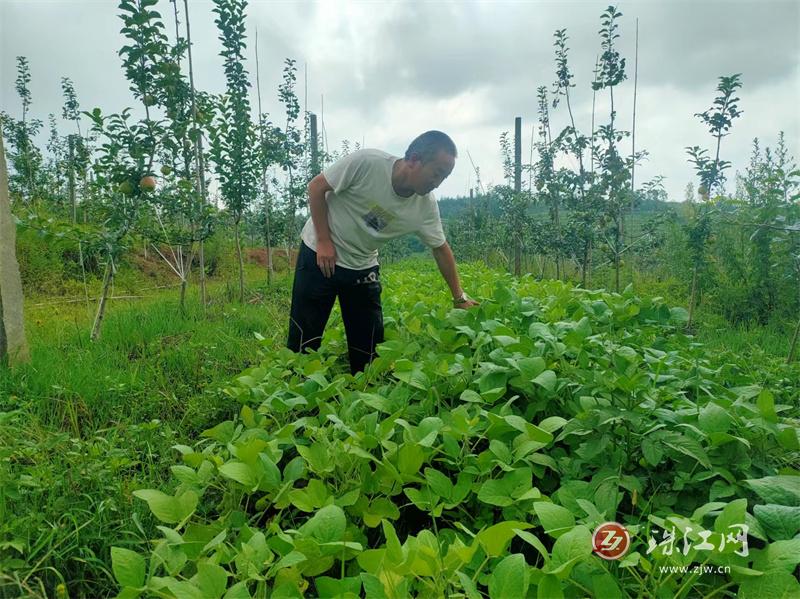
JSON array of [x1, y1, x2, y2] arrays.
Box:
[[1, 0, 797, 206]]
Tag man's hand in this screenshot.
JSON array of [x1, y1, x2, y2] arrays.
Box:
[[316, 238, 337, 278], [454, 296, 480, 309], [307, 173, 336, 277]]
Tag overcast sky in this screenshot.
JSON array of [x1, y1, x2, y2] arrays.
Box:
[[1, 0, 798, 204]]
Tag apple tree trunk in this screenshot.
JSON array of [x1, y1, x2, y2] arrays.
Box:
[[0, 131, 31, 364]]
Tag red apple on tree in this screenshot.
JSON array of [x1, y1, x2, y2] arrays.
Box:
[[139, 175, 157, 192]]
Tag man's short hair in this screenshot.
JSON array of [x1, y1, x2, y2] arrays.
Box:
[[405, 131, 457, 163]]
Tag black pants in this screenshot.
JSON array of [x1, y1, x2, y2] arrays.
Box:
[[287, 242, 384, 374]]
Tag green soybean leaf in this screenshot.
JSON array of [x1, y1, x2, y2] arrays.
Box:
[[477, 521, 532, 557], [478, 479, 514, 507], [669, 307, 689, 324], [714, 498, 747, 534], [537, 574, 563, 599], [359, 572, 387, 599], [514, 529, 550, 563], [202, 421, 235, 444], [133, 489, 198, 524], [223, 582, 252, 599], [532, 370, 557, 392], [753, 504, 800, 541], [538, 416, 568, 434], [299, 505, 346, 543], [414, 417, 443, 447], [456, 570, 482, 599], [268, 551, 307, 577], [297, 443, 335, 474], [382, 520, 403, 563], [533, 502, 575, 538], [698, 402, 732, 434], [777, 427, 800, 451], [257, 454, 282, 488], [756, 389, 778, 423], [360, 573, 388, 599], [745, 476, 800, 506], [516, 356, 546, 379], [751, 539, 800, 574], [315, 576, 362, 598], [489, 439, 513, 464], [271, 583, 304, 599], [162, 579, 205, 599], [218, 461, 257, 488], [194, 563, 228, 599], [593, 572, 623, 599], [397, 444, 426, 476], [425, 468, 454, 500], [404, 486, 439, 512], [289, 479, 330, 512], [641, 436, 663, 466], [738, 570, 800, 599], [549, 525, 592, 574], [489, 554, 529, 599], [664, 435, 710, 469], [362, 498, 400, 528], [111, 547, 146, 588], [460, 389, 483, 403]]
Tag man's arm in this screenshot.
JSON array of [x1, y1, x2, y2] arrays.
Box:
[[308, 173, 337, 277], [432, 242, 479, 308]]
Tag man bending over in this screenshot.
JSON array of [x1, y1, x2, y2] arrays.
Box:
[[287, 130, 478, 374]]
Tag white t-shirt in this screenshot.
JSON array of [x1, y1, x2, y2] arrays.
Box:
[[300, 149, 447, 270]]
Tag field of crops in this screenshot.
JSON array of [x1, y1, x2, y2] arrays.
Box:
[[24, 261, 786, 598], [2, 0, 799, 596]]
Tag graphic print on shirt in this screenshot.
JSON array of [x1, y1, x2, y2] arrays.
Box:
[[362, 203, 396, 233]]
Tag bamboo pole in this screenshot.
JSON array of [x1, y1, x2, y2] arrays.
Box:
[[254, 27, 274, 286], [514, 116, 522, 277], [630, 17, 639, 259], [310, 113, 320, 177], [68, 135, 76, 224]]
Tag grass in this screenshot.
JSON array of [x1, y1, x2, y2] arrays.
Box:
[[2, 264, 292, 431], [0, 263, 294, 598], [696, 316, 793, 356]]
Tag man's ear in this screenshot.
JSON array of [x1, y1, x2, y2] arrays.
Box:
[[407, 152, 422, 167]]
